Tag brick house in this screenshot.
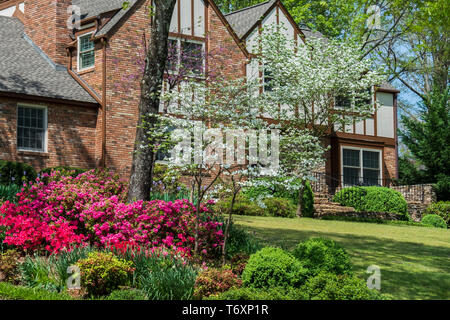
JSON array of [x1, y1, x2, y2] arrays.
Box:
[[0, 0, 400, 187]]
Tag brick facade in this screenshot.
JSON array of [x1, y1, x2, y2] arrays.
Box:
[[0, 97, 98, 170]]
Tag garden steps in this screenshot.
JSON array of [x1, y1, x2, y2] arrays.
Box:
[[313, 192, 355, 216]]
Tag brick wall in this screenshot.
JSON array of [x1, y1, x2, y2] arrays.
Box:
[[0, 98, 98, 172], [23, 0, 72, 66]]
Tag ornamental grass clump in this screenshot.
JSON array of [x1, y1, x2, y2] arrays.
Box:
[[76, 251, 134, 297]]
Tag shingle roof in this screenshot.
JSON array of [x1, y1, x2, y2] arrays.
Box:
[[95, 0, 139, 37], [0, 17, 98, 104], [378, 82, 399, 92], [73, 0, 126, 20], [224, 0, 277, 38]]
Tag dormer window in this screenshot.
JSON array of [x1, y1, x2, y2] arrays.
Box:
[[78, 33, 95, 71]]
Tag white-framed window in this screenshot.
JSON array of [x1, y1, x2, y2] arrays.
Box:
[[17, 104, 47, 152], [77, 32, 95, 71], [167, 37, 204, 76], [341, 146, 382, 186]]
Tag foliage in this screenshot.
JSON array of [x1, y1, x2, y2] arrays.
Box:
[[241, 247, 308, 289], [292, 238, 352, 277], [262, 197, 297, 218], [0, 282, 73, 300], [107, 288, 148, 300], [0, 249, 21, 283], [136, 251, 197, 300], [400, 89, 450, 201], [421, 214, 447, 229], [224, 223, 261, 258], [40, 166, 87, 179], [301, 272, 386, 300], [215, 195, 264, 217], [76, 252, 134, 297], [397, 156, 427, 185], [193, 267, 242, 299], [19, 255, 60, 292], [243, 178, 314, 217], [0, 170, 223, 256], [0, 160, 37, 186], [230, 253, 249, 276], [0, 184, 21, 203], [424, 202, 450, 228], [333, 186, 410, 220], [206, 286, 306, 300], [151, 163, 189, 195]]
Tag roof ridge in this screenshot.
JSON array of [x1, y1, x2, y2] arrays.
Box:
[[224, 0, 274, 16]]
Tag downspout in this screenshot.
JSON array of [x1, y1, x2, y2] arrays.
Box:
[[101, 37, 107, 168]]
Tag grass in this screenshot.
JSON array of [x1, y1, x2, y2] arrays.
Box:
[[0, 282, 73, 300], [233, 215, 450, 300]]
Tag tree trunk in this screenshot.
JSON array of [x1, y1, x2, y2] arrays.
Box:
[[128, 0, 177, 202]]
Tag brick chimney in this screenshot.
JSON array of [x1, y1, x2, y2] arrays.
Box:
[[23, 0, 72, 66]]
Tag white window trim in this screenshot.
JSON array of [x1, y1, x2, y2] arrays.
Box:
[[340, 145, 382, 187], [77, 32, 95, 72], [16, 103, 48, 153], [167, 37, 205, 77]]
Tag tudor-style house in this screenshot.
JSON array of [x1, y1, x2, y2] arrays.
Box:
[[0, 0, 400, 188]]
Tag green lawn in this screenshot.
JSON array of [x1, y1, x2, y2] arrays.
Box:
[[233, 215, 450, 300]]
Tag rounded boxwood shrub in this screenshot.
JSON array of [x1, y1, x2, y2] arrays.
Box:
[[0, 160, 36, 186], [333, 186, 409, 220], [424, 201, 449, 228], [206, 286, 306, 300], [107, 288, 148, 300], [242, 247, 308, 289], [301, 272, 386, 300], [293, 238, 352, 277], [193, 267, 242, 299], [262, 197, 297, 218], [421, 214, 447, 228], [76, 252, 134, 297]]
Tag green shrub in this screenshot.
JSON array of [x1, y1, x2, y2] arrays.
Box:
[[292, 238, 352, 277], [152, 163, 189, 194], [262, 197, 297, 218], [0, 249, 21, 283], [76, 252, 134, 297], [132, 251, 197, 300], [107, 288, 148, 300], [206, 286, 306, 300], [0, 160, 36, 186], [40, 166, 87, 178], [194, 267, 242, 299], [333, 186, 409, 220], [0, 282, 73, 300], [215, 195, 264, 217], [242, 178, 314, 217], [242, 247, 308, 289], [19, 255, 60, 292], [425, 201, 450, 228], [301, 272, 386, 300], [421, 214, 447, 228], [0, 184, 21, 203], [225, 223, 261, 258]]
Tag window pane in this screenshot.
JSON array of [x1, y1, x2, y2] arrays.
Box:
[[80, 50, 95, 69], [264, 68, 273, 92], [335, 94, 352, 108], [181, 41, 203, 74], [80, 35, 94, 51], [363, 169, 380, 186], [363, 151, 379, 169], [343, 149, 360, 167], [17, 106, 45, 151], [343, 167, 360, 185]]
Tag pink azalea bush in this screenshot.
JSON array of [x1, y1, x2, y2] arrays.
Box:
[[0, 170, 223, 255]]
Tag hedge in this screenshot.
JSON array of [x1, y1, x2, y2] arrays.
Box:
[[0, 160, 36, 186], [333, 186, 410, 220], [0, 282, 73, 300], [421, 214, 447, 228]]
